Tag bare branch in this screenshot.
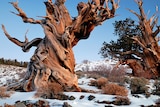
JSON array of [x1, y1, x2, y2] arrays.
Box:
[[121, 50, 143, 58], [2, 24, 27, 47], [148, 13, 157, 26], [153, 26, 160, 37], [2, 24, 42, 52], [135, 0, 146, 20], [127, 8, 141, 21], [131, 36, 145, 48], [151, 17, 158, 30], [22, 38, 42, 52], [110, 0, 119, 15], [9, 1, 41, 24], [131, 36, 159, 57]]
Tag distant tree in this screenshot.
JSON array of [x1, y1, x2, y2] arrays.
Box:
[[99, 18, 141, 59], [100, 1, 160, 78], [0, 57, 28, 67]]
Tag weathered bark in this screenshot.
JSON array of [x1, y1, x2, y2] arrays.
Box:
[[2, 0, 118, 96], [124, 0, 160, 78]]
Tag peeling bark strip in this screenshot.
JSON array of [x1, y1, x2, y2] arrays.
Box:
[[2, 0, 118, 95]]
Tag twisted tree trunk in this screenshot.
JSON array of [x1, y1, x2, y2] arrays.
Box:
[[126, 0, 160, 78], [2, 0, 118, 97]]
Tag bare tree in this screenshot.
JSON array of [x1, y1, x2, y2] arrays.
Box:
[[2, 0, 118, 95]]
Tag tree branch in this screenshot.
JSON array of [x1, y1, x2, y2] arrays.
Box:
[[2, 24, 42, 52], [151, 17, 158, 30], [2, 24, 27, 47], [71, 0, 119, 46], [135, 0, 146, 21], [127, 8, 141, 21], [131, 36, 159, 58], [120, 50, 143, 58], [153, 26, 160, 37], [10, 1, 41, 24]]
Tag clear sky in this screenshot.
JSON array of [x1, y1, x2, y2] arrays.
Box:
[[0, 0, 159, 63]]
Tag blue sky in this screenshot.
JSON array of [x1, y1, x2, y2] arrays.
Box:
[[0, 0, 159, 63]]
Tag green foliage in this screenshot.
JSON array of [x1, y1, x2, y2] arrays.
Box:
[[0, 58, 28, 67], [99, 18, 142, 60], [130, 77, 148, 94]]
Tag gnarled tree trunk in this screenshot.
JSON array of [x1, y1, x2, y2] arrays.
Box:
[[125, 0, 160, 78], [2, 0, 118, 97]]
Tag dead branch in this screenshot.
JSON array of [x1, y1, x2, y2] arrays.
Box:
[[2, 24, 28, 47], [9, 1, 41, 24]]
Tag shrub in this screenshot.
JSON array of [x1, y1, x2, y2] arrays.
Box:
[[86, 65, 126, 85], [113, 97, 131, 105], [35, 82, 63, 99], [107, 67, 126, 85], [89, 79, 98, 87], [76, 71, 85, 79], [152, 80, 160, 95], [86, 71, 101, 79], [155, 98, 160, 106], [130, 77, 148, 94], [102, 83, 128, 96], [97, 77, 108, 88], [0, 86, 11, 98], [89, 77, 108, 89]]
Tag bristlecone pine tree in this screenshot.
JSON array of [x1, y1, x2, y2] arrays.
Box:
[[1, 0, 119, 96], [100, 0, 160, 78]]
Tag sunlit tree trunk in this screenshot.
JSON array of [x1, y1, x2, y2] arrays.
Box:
[[2, 0, 118, 97]]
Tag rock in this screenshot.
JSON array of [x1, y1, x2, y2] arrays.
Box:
[[14, 102, 26, 107], [79, 95, 85, 99], [62, 102, 72, 107], [88, 95, 95, 101], [69, 96, 76, 100]]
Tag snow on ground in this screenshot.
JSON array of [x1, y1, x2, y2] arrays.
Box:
[[0, 65, 26, 86], [0, 60, 160, 107], [0, 77, 159, 107]]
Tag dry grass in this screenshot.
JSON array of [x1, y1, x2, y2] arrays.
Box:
[[102, 83, 128, 96], [89, 79, 98, 87], [90, 77, 108, 89], [85, 64, 126, 85], [97, 77, 108, 88], [35, 82, 63, 99], [0, 86, 11, 98], [76, 71, 86, 79], [113, 97, 131, 105], [107, 67, 126, 85]]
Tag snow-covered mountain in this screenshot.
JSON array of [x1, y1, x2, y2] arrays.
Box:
[[75, 59, 132, 73]]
